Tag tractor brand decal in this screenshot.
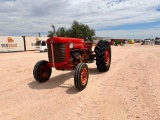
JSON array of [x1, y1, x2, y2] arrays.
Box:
[[50, 39, 54, 43], [1, 37, 17, 49]]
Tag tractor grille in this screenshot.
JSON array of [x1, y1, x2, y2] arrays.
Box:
[[47, 44, 53, 62], [53, 43, 66, 62]]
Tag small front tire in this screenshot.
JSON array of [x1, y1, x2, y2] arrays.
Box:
[[33, 60, 52, 83], [74, 63, 89, 91]]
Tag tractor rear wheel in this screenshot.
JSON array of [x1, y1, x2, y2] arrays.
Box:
[[33, 60, 52, 83], [95, 40, 111, 72], [74, 63, 89, 91]]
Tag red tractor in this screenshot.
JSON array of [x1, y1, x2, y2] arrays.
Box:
[[33, 37, 111, 90]]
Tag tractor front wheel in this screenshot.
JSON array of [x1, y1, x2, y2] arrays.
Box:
[[33, 60, 52, 83], [74, 63, 89, 91]]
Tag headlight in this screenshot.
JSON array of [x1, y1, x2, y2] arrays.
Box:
[[69, 43, 74, 49]]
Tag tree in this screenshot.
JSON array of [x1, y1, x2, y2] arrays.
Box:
[[47, 20, 95, 41], [47, 30, 54, 37], [56, 27, 66, 37], [67, 20, 95, 41]]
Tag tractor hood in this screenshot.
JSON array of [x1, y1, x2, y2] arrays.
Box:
[[46, 37, 85, 49], [46, 37, 84, 44]]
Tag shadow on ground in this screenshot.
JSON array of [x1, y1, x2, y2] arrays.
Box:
[[28, 67, 104, 94], [28, 71, 74, 89]]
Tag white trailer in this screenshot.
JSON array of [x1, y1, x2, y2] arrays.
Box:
[[25, 37, 48, 51], [0, 36, 24, 52]]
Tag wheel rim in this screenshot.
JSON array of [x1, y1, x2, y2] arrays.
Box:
[[39, 64, 50, 79], [105, 50, 110, 66], [80, 68, 88, 85]]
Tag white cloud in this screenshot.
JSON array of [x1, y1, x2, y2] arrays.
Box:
[[0, 0, 160, 38]]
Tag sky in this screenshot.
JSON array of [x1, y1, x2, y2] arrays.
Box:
[[0, 0, 160, 39]]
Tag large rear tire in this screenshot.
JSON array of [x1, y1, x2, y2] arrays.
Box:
[[95, 40, 111, 72], [33, 60, 52, 83], [74, 63, 89, 91]]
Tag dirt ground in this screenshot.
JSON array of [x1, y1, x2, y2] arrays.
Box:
[[0, 43, 160, 120]]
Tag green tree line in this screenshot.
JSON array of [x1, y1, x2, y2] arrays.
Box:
[[47, 20, 95, 41]]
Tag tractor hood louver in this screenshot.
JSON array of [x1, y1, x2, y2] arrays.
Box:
[[53, 43, 66, 62], [47, 43, 66, 63]]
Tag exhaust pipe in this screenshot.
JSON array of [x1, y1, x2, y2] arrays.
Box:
[[52, 25, 57, 37]]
